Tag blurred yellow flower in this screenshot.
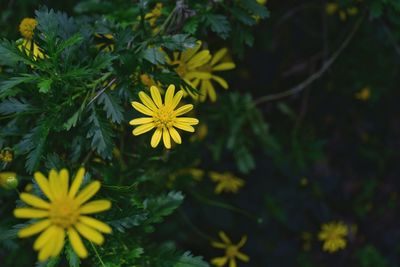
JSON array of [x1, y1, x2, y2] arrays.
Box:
[[318, 221, 348, 253], [130, 84, 199, 149], [209, 172, 244, 194], [0, 172, 18, 190], [355, 87, 371, 101], [140, 74, 160, 88], [18, 18, 45, 60], [0, 149, 13, 163], [145, 3, 163, 27], [94, 33, 115, 52], [192, 48, 235, 102], [256, 0, 267, 5], [211, 231, 250, 267], [14, 168, 112, 261], [325, 2, 359, 21]]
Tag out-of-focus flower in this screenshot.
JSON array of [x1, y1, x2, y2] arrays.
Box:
[[211, 231, 250, 267], [18, 18, 45, 60], [256, 0, 267, 5], [130, 84, 199, 149], [318, 221, 348, 253], [19, 18, 37, 39], [190, 123, 208, 142], [145, 3, 163, 27], [140, 74, 161, 88], [355, 87, 371, 101], [0, 149, 13, 163], [94, 33, 115, 52], [192, 48, 235, 102], [0, 172, 18, 190], [325, 2, 359, 21], [209, 172, 244, 194], [14, 168, 112, 261]]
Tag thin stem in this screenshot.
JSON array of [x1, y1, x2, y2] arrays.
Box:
[[90, 241, 106, 267], [178, 209, 214, 242], [255, 15, 364, 105], [87, 77, 117, 106]]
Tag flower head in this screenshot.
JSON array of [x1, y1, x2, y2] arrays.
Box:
[[192, 48, 235, 102], [94, 33, 115, 52], [209, 172, 244, 194], [355, 87, 371, 101], [211, 231, 249, 267], [19, 18, 37, 39], [130, 84, 199, 149], [14, 168, 112, 261], [0, 172, 18, 190], [145, 3, 163, 27], [318, 221, 348, 253], [0, 149, 13, 163]]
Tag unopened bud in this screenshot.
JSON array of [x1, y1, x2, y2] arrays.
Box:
[[0, 172, 18, 190]]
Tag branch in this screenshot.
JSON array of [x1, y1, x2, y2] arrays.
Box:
[[255, 16, 364, 106]]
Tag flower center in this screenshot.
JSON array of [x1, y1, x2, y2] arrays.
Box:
[[175, 63, 188, 78], [226, 245, 239, 258], [49, 197, 79, 228], [153, 105, 175, 128], [19, 18, 37, 40]]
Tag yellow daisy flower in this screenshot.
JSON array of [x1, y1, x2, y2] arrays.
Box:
[[211, 231, 250, 267], [18, 18, 45, 60], [191, 48, 235, 102], [0, 172, 18, 190], [145, 3, 163, 27], [318, 221, 348, 253], [14, 167, 112, 262], [0, 148, 13, 163], [94, 33, 115, 52], [166, 41, 211, 98], [209, 172, 244, 194], [130, 84, 199, 149]]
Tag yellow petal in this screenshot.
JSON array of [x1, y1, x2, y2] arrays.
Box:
[[212, 62, 235, 71], [151, 128, 162, 148], [171, 90, 184, 110], [218, 231, 231, 244], [211, 75, 229, 89], [59, 169, 69, 197], [69, 167, 85, 198], [131, 101, 154, 116], [173, 123, 195, 132], [79, 200, 111, 214], [79, 216, 112, 234], [75, 222, 104, 245], [211, 48, 228, 66], [75, 181, 101, 205], [34, 226, 57, 250], [211, 241, 226, 249], [174, 104, 193, 116], [20, 193, 50, 209], [205, 80, 217, 102], [164, 84, 175, 107], [38, 238, 56, 262], [150, 86, 163, 107], [139, 91, 157, 111], [49, 169, 62, 199], [52, 227, 65, 257], [129, 117, 154, 125], [237, 251, 250, 262], [162, 128, 171, 149], [211, 256, 228, 267], [34, 171, 53, 201], [14, 208, 49, 218], [168, 127, 182, 144], [181, 41, 202, 62], [187, 50, 211, 69], [175, 117, 199, 125], [18, 219, 51, 238], [132, 123, 155, 136], [68, 227, 88, 258], [229, 258, 237, 267], [185, 71, 212, 80], [237, 235, 247, 247]]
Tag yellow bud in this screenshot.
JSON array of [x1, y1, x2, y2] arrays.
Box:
[[0, 172, 18, 190]]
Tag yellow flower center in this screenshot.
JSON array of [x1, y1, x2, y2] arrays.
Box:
[[226, 245, 239, 258], [19, 18, 38, 39], [49, 197, 79, 228], [153, 105, 175, 128]]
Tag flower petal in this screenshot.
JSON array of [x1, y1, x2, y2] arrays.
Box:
[[211, 48, 228, 66], [162, 128, 171, 149], [150, 86, 163, 107], [212, 62, 235, 71], [18, 219, 51, 238], [229, 258, 237, 267], [38, 237, 56, 262], [181, 41, 202, 62], [75, 222, 104, 245], [187, 50, 211, 69], [75, 181, 101, 205], [151, 127, 162, 148], [68, 227, 88, 258], [171, 90, 184, 110], [236, 251, 250, 262], [34, 226, 57, 250], [131, 101, 154, 116], [168, 127, 182, 144], [173, 123, 195, 132], [69, 167, 85, 198], [174, 104, 193, 116], [59, 169, 69, 197], [132, 123, 155, 136], [79, 216, 112, 234], [211, 75, 229, 89], [237, 235, 247, 248], [164, 84, 175, 107], [218, 231, 231, 244], [20, 193, 50, 209], [211, 241, 226, 249], [34, 171, 53, 201], [79, 200, 111, 214], [51, 227, 65, 257], [49, 169, 62, 199], [14, 208, 49, 218], [211, 256, 228, 267], [129, 117, 154, 125], [139, 91, 157, 111], [175, 117, 199, 125]]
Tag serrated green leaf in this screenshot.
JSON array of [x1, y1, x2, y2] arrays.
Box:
[[37, 79, 53, 93], [0, 74, 38, 99], [97, 92, 124, 123], [203, 14, 231, 39]]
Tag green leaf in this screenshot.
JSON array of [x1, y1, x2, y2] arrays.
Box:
[[0, 98, 37, 115], [0, 39, 35, 66], [25, 124, 50, 173], [37, 79, 53, 93], [143, 191, 184, 224], [66, 243, 81, 267], [161, 34, 197, 51], [174, 251, 209, 267], [240, 0, 270, 19], [86, 106, 114, 158], [97, 92, 124, 124], [203, 14, 231, 39], [0, 74, 38, 99], [142, 47, 166, 64]]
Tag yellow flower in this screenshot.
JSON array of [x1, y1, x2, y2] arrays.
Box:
[[355, 87, 371, 101], [325, 3, 339, 15], [209, 172, 244, 194], [191, 48, 235, 102], [0, 172, 18, 190], [19, 18, 37, 40], [0, 149, 13, 163], [318, 221, 348, 253], [140, 74, 160, 88], [325, 2, 359, 21], [145, 3, 163, 27], [130, 84, 199, 149], [166, 41, 211, 98], [256, 0, 267, 5], [211, 231, 250, 267], [14, 167, 112, 261], [94, 33, 115, 52]]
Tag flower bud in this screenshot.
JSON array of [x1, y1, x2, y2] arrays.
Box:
[[0, 172, 18, 190]]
